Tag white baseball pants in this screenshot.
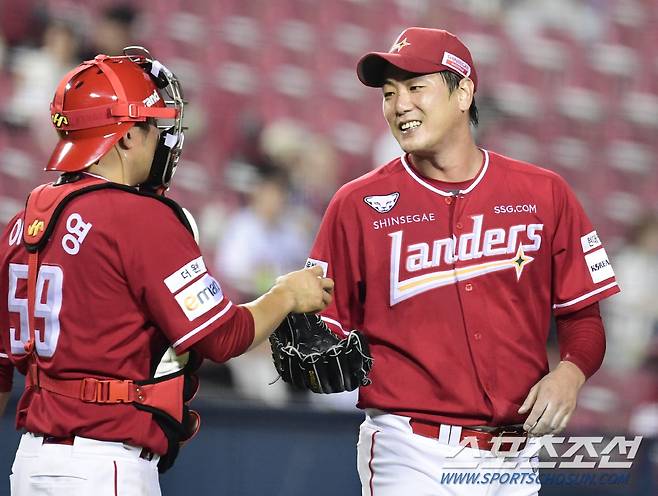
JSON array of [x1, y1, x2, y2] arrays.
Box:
[[357, 410, 541, 496], [10, 432, 161, 496]]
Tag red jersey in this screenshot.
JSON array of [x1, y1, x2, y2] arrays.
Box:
[[0, 179, 236, 454], [309, 150, 619, 426]]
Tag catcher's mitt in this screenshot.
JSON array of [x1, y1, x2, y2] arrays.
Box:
[[269, 313, 373, 394]]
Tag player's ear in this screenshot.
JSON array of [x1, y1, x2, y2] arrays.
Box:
[[117, 126, 143, 151], [457, 78, 475, 112]]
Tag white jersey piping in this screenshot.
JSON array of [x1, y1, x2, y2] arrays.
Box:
[[552, 282, 618, 310], [173, 301, 234, 349], [400, 149, 490, 197]]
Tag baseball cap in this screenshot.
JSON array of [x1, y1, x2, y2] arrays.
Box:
[[357, 27, 477, 91]]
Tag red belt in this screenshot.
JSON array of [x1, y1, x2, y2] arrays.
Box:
[[409, 419, 528, 452], [27, 364, 142, 404], [40, 435, 155, 460]]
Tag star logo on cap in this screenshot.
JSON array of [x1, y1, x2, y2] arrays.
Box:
[[390, 37, 411, 53]]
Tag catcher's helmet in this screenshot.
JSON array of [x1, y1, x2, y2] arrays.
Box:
[[47, 46, 185, 191]]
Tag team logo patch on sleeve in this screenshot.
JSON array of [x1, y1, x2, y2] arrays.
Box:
[[175, 274, 224, 321], [580, 231, 602, 253], [364, 192, 400, 213], [164, 256, 207, 293], [585, 248, 615, 283], [305, 258, 328, 277]]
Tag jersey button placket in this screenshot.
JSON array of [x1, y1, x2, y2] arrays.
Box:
[[444, 197, 453, 205], [464, 283, 473, 292]]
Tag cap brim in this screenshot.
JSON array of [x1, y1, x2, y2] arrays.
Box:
[[357, 52, 443, 87], [45, 127, 126, 172]]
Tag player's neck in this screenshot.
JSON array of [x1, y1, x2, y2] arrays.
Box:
[[408, 139, 482, 183], [88, 149, 138, 186]]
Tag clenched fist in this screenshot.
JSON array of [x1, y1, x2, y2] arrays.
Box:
[[274, 265, 334, 314]]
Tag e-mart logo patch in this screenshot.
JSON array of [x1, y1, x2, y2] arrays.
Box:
[[175, 273, 224, 321]]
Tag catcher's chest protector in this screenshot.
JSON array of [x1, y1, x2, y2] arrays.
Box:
[[21, 174, 201, 472]]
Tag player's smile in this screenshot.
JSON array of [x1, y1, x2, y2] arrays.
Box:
[[399, 120, 422, 132]]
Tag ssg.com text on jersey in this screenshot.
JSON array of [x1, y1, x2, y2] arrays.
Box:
[[493, 204, 537, 214]]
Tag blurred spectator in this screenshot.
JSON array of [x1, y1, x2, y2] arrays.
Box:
[[260, 120, 340, 212], [219, 341, 291, 407], [213, 166, 315, 404], [3, 20, 79, 126], [2, 19, 79, 151], [78, 4, 138, 59], [214, 166, 314, 299], [603, 214, 658, 371]]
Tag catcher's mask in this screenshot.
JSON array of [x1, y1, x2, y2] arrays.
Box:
[[47, 46, 185, 192]]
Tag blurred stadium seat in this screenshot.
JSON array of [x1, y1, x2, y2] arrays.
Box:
[[0, 0, 654, 220]]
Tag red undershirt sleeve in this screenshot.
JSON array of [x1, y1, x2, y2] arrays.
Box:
[[555, 302, 606, 379], [191, 305, 255, 363]]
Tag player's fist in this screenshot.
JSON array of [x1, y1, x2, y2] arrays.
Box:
[[273, 265, 334, 314]]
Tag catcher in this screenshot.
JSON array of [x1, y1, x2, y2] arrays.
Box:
[[0, 47, 333, 496]]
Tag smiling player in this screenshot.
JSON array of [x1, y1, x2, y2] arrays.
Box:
[[301, 27, 620, 495]]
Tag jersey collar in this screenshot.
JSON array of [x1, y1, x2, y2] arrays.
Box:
[[400, 149, 490, 197], [82, 171, 111, 182]]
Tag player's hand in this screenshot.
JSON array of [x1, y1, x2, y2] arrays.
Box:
[[274, 265, 334, 314], [518, 361, 586, 436]]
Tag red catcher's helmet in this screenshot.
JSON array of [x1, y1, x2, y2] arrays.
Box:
[[47, 52, 178, 172]]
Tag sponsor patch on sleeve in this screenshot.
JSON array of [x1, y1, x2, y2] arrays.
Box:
[[175, 273, 224, 321], [305, 258, 328, 277], [164, 256, 207, 293], [580, 231, 602, 253], [584, 248, 615, 283]]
